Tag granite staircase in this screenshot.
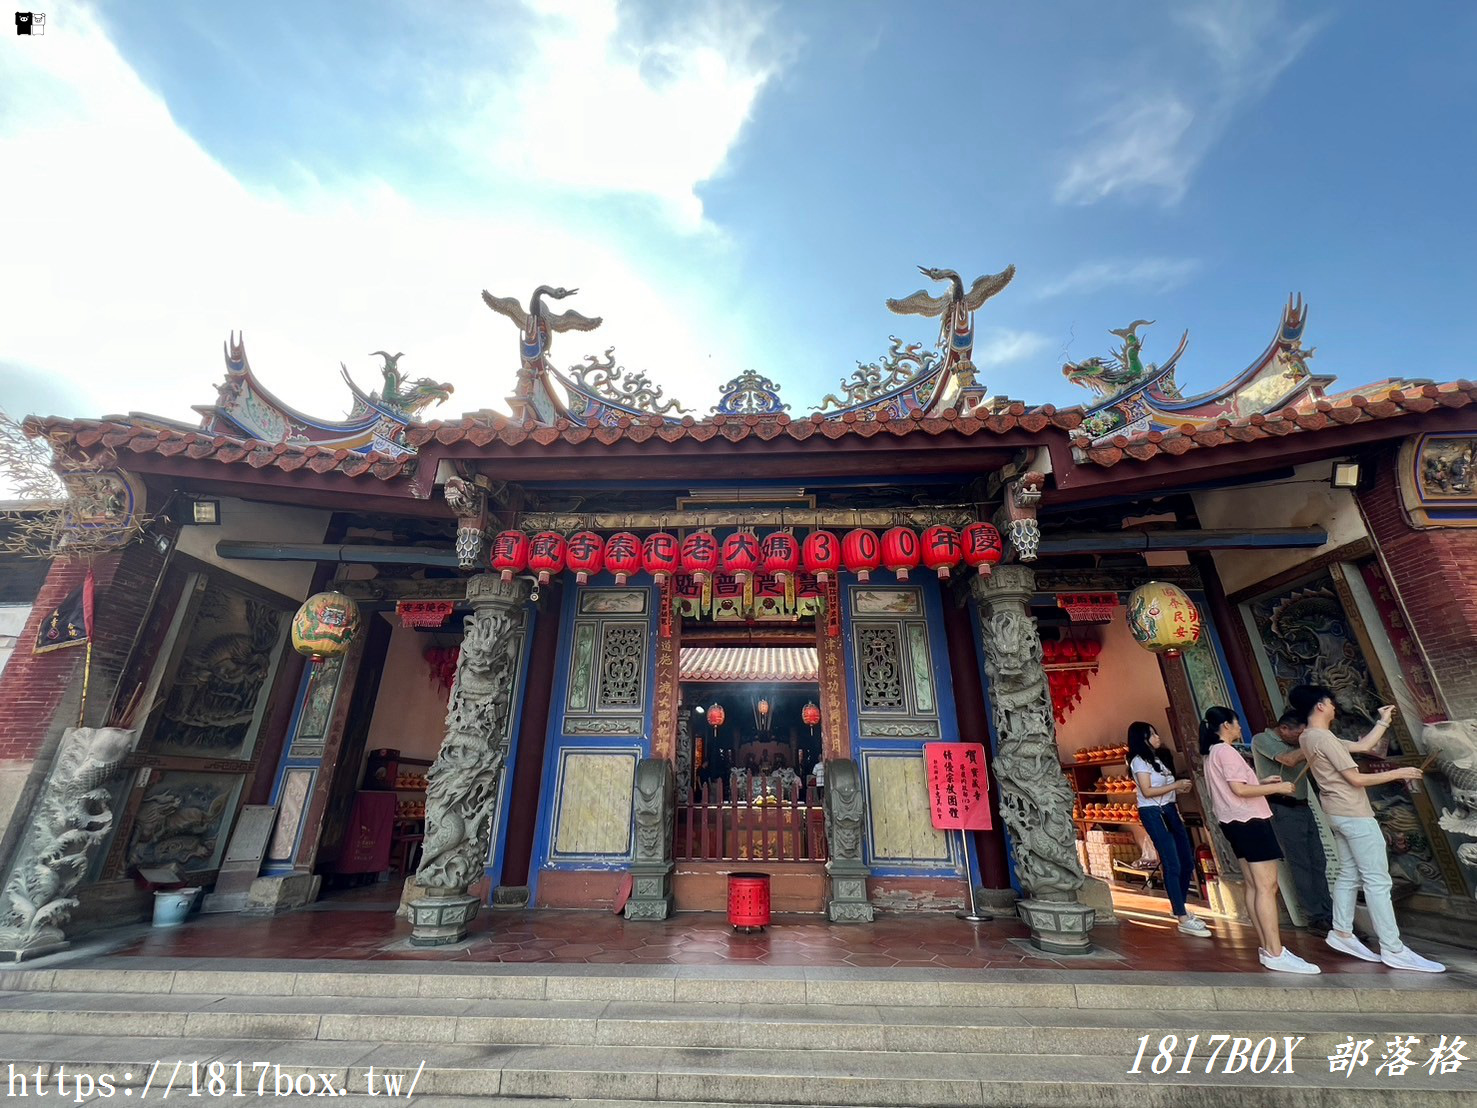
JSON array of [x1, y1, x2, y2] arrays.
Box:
[[0, 963, 1474, 1106]]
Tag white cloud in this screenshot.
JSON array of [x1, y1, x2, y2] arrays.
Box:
[[1056, 0, 1322, 206], [973, 330, 1052, 369], [0, 5, 766, 433], [447, 0, 785, 231], [1035, 257, 1202, 299]]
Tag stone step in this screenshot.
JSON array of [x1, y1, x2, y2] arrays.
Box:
[[0, 1033, 1472, 1106], [5, 964, 1476, 1014], [0, 990, 1472, 1060]]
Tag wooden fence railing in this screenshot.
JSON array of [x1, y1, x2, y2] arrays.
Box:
[[675, 779, 828, 863]]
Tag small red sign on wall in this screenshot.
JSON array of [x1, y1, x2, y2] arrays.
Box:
[[923, 742, 992, 830]]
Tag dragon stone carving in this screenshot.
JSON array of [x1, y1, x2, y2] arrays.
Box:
[[971, 567, 1090, 933], [415, 577, 527, 894], [0, 726, 136, 956]]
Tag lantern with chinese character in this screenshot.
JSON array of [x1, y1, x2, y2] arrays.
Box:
[[961, 521, 1004, 577], [681, 531, 720, 583], [721, 531, 761, 584], [841, 528, 881, 582], [760, 532, 799, 583], [1126, 581, 1202, 656], [881, 526, 920, 581], [707, 703, 726, 730], [642, 532, 680, 584], [291, 591, 362, 663], [802, 530, 840, 582], [604, 532, 642, 585], [489, 530, 529, 583], [920, 525, 961, 579], [528, 531, 567, 584], [801, 700, 821, 737], [565, 531, 604, 584]]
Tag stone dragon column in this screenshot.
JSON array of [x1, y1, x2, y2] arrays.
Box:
[[970, 565, 1094, 954], [408, 574, 529, 945]]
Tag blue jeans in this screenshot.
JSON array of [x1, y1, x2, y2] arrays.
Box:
[[1325, 813, 1404, 953], [1139, 804, 1194, 917]]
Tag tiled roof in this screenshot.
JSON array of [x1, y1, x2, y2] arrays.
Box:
[[679, 646, 819, 683], [23, 417, 415, 481], [1073, 382, 1477, 467], [405, 403, 1085, 449]]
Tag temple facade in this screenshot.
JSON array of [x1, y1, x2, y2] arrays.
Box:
[[3, 266, 1476, 958]]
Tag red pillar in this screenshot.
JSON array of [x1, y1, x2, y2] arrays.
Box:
[[942, 591, 1011, 888]]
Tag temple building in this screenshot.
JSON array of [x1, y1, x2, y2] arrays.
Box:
[[3, 265, 1476, 958]]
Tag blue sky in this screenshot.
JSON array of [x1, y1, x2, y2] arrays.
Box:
[[2, 1, 1475, 428]]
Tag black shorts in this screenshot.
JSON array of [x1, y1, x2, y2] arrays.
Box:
[[1219, 817, 1283, 863]]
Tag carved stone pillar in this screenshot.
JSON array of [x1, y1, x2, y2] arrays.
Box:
[[409, 574, 529, 945], [970, 566, 1094, 953], [624, 758, 675, 920], [823, 758, 873, 923]]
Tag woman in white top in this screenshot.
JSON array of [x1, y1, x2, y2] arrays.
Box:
[[1125, 721, 1208, 936]]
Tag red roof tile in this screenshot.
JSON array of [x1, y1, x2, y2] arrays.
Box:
[[1073, 382, 1477, 467]]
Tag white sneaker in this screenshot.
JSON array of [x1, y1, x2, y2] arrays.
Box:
[[1327, 931, 1381, 962], [1380, 946, 1447, 973], [1261, 948, 1321, 974], [1177, 916, 1211, 937]]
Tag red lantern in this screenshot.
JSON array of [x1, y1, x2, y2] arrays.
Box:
[[801, 702, 821, 727], [920, 525, 961, 579], [961, 522, 1004, 577], [642, 532, 680, 584], [841, 528, 881, 582], [528, 531, 566, 584], [707, 703, 726, 729], [489, 530, 529, 583], [802, 530, 840, 582], [565, 531, 604, 584], [681, 531, 720, 583], [760, 532, 799, 582], [604, 532, 641, 585], [721, 531, 761, 583], [881, 527, 920, 581]]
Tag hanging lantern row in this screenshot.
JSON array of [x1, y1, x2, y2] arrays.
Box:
[[1126, 581, 1203, 657], [485, 523, 1004, 584]]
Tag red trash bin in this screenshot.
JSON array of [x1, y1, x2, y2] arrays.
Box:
[[727, 871, 771, 931]]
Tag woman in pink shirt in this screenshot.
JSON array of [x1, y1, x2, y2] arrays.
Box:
[[1199, 706, 1319, 975]]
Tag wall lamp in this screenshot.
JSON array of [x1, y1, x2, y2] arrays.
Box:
[[189, 499, 222, 525], [1329, 462, 1362, 490]]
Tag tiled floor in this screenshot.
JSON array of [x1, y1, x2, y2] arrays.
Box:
[[110, 885, 1475, 976]]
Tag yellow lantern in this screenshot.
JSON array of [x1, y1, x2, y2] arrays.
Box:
[[1126, 581, 1201, 656], [291, 591, 362, 662]]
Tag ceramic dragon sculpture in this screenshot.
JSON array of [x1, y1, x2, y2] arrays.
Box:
[[367, 351, 454, 418], [0, 726, 136, 954], [1062, 320, 1158, 398]]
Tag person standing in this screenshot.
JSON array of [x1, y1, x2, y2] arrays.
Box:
[[1125, 722, 1208, 937], [1288, 684, 1445, 973], [1200, 706, 1319, 974]]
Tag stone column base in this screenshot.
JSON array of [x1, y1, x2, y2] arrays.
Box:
[[243, 873, 321, 915], [1018, 898, 1095, 954], [826, 862, 874, 923], [623, 862, 674, 921], [409, 890, 480, 945], [975, 886, 1019, 916]]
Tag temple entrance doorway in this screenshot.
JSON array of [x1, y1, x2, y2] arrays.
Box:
[[673, 630, 829, 912]]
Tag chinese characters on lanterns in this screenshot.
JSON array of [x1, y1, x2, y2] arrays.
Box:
[[961, 522, 1004, 577], [721, 531, 761, 584], [489, 530, 529, 583], [760, 531, 799, 583], [920, 525, 961, 579], [604, 532, 641, 585], [291, 591, 362, 663], [642, 532, 680, 584], [707, 703, 726, 729], [565, 531, 604, 584], [681, 531, 721, 583], [801, 700, 821, 734], [1126, 581, 1202, 656], [528, 531, 567, 584]]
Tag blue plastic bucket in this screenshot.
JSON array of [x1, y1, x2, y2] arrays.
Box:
[[152, 887, 199, 928]]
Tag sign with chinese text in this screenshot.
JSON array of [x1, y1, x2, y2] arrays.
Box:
[[923, 742, 992, 830]]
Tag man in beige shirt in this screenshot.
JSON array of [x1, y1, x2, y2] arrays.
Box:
[[1290, 683, 1443, 973]]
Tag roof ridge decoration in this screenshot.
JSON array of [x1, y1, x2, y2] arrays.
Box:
[[817, 337, 941, 415], [1066, 295, 1333, 444], [555, 348, 692, 424], [194, 334, 454, 458], [712, 369, 790, 416]]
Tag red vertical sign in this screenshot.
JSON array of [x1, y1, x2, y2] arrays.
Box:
[[924, 742, 992, 830]]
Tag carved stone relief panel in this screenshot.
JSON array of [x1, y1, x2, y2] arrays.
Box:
[[857, 626, 906, 711], [597, 624, 646, 711]]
